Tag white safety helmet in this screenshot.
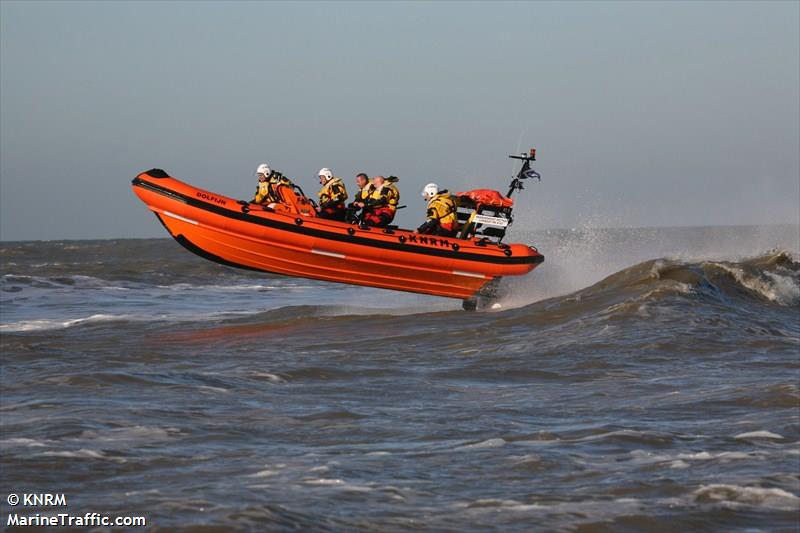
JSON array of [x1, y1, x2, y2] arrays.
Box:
[[422, 183, 439, 199], [255, 163, 272, 176], [318, 168, 333, 181]]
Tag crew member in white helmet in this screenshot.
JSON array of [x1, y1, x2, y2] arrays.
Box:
[[316, 168, 348, 221], [252, 164, 272, 204], [252, 163, 293, 204], [417, 183, 457, 236]]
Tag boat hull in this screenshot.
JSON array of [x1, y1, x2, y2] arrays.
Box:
[[131, 170, 543, 300]]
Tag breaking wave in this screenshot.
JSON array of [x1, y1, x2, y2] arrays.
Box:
[[562, 250, 800, 308]]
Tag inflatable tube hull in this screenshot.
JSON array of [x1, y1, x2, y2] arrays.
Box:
[[131, 170, 544, 300]]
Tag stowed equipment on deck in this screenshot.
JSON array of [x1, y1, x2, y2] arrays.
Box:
[[455, 148, 541, 243]]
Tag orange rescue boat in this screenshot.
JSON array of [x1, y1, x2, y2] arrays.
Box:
[[131, 152, 544, 310]]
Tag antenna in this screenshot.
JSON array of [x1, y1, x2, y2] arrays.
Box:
[[507, 148, 541, 198]]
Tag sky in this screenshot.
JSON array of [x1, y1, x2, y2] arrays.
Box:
[[1, 0, 798, 241]]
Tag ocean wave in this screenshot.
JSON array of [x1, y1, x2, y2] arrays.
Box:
[[0, 301, 440, 334], [157, 281, 318, 291], [627, 449, 766, 468], [733, 430, 784, 440], [454, 482, 800, 520], [0, 313, 129, 332], [76, 426, 180, 445], [608, 251, 798, 306], [0, 309, 276, 333], [692, 484, 800, 510], [0, 438, 49, 449], [455, 438, 508, 451], [505, 250, 799, 319], [0, 273, 315, 293], [36, 448, 128, 463]]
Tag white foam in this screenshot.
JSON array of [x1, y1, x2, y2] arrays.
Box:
[[39, 449, 120, 461], [0, 438, 48, 448], [196, 385, 229, 394], [123, 489, 161, 497], [693, 484, 799, 510], [458, 496, 648, 515], [1, 274, 133, 291], [0, 308, 276, 333], [248, 371, 286, 384], [765, 271, 800, 305], [717, 264, 800, 306], [303, 478, 373, 492], [734, 430, 784, 440], [158, 283, 295, 292], [77, 426, 175, 444], [572, 429, 647, 443], [455, 438, 507, 450], [676, 451, 713, 460], [464, 498, 534, 509], [247, 469, 278, 478], [715, 451, 755, 460], [629, 449, 761, 466], [0, 314, 128, 332], [304, 478, 344, 485]]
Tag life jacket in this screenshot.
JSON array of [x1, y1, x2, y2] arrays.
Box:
[[385, 183, 400, 208], [426, 192, 457, 231], [366, 184, 395, 210], [353, 183, 375, 203], [253, 180, 270, 204], [318, 177, 348, 206]]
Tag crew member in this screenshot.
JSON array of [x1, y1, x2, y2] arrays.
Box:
[[252, 163, 272, 204], [252, 163, 294, 204], [316, 168, 348, 221], [417, 183, 457, 237], [362, 175, 398, 227], [345, 172, 373, 223]]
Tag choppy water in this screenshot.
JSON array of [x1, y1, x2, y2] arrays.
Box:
[[1, 225, 799, 531]]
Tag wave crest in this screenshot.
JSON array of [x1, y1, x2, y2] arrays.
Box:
[[579, 250, 799, 308]]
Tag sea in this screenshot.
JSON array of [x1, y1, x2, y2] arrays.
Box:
[[1, 224, 799, 532]]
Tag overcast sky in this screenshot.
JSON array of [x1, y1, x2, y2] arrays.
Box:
[[1, 0, 798, 241]]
